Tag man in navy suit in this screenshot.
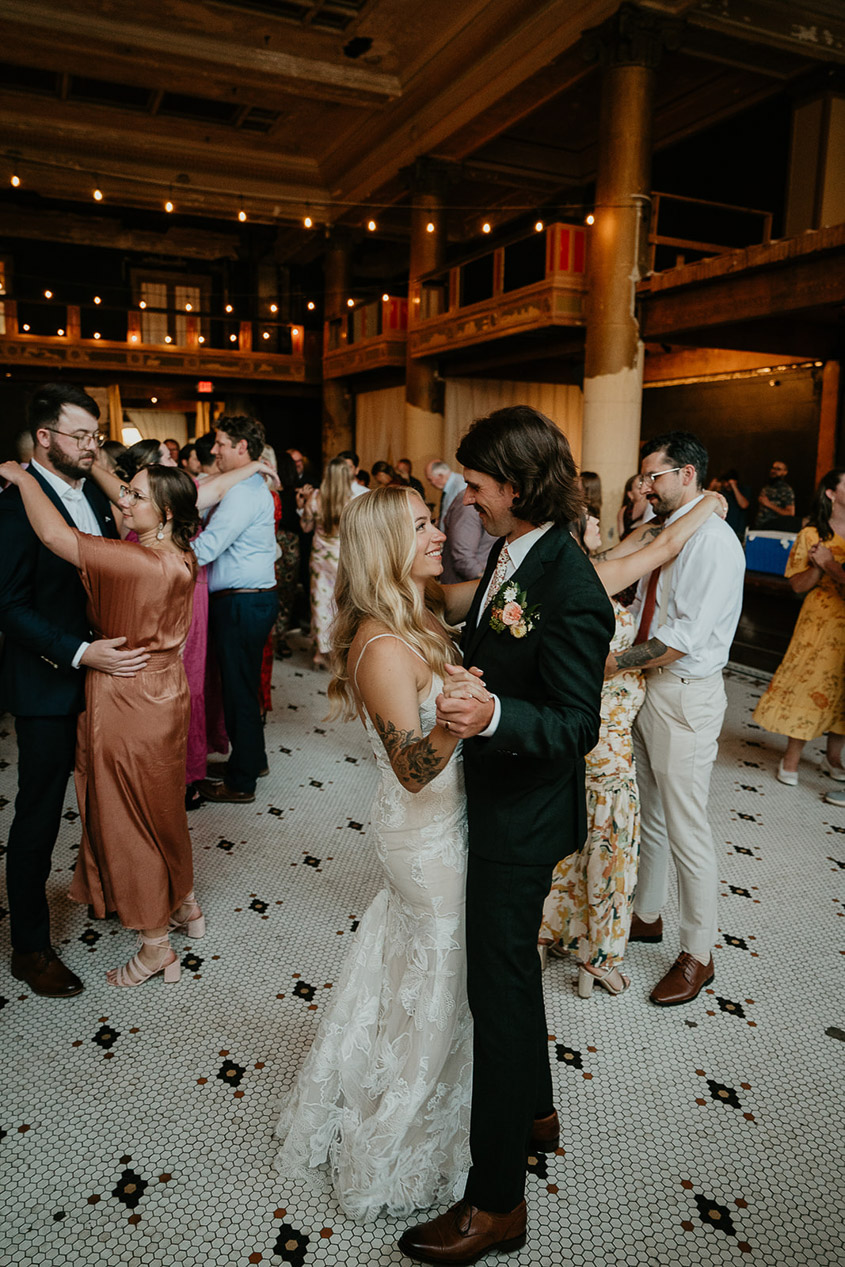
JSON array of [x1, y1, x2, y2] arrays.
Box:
[[0, 383, 147, 997], [400, 407, 614, 1264]]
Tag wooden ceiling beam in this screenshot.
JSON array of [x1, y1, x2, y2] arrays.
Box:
[[0, 205, 241, 259], [0, 1, 401, 107]]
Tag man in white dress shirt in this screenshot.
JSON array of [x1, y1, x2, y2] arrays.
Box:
[[606, 431, 745, 1006]]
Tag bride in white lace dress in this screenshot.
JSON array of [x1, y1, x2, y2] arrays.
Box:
[[275, 485, 487, 1221]]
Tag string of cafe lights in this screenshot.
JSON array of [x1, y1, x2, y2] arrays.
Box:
[[5, 153, 596, 234]]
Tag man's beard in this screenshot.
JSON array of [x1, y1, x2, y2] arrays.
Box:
[[46, 434, 92, 481]]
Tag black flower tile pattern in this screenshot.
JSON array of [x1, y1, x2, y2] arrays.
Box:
[[92, 1024, 120, 1051], [273, 1223, 310, 1265], [111, 1168, 147, 1209]]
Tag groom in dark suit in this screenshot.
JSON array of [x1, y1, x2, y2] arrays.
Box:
[[0, 383, 146, 997], [400, 406, 614, 1264]]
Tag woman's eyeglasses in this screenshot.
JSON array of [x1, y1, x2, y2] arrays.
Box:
[[118, 485, 150, 504]]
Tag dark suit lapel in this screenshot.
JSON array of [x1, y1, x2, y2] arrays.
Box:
[[462, 537, 505, 662], [82, 479, 116, 536]]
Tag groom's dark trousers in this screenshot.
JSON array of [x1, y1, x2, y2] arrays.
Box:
[[460, 526, 614, 1211]]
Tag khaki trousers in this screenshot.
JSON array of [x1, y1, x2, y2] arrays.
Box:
[[632, 669, 726, 959]]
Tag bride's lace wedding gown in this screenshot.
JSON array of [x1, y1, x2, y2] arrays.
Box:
[[274, 636, 472, 1221]]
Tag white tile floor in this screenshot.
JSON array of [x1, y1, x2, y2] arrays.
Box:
[[1, 651, 844, 1267]]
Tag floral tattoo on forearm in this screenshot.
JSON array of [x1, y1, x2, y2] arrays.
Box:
[[614, 637, 668, 670], [375, 714, 446, 788]]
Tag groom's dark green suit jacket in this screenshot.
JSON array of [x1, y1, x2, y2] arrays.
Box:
[[460, 524, 615, 866]]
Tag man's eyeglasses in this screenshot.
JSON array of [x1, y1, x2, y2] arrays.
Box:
[[118, 484, 150, 504], [637, 466, 684, 489], [46, 428, 106, 450]]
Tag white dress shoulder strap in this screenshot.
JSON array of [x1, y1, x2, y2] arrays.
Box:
[[352, 634, 429, 692]]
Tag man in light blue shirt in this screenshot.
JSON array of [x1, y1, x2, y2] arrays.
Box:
[[193, 415, 277, 803]]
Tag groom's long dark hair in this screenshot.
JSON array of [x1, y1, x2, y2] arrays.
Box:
[[456, 405, 583, 527]]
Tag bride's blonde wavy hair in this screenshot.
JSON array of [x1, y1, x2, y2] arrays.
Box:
[[328, 485, 460, 720]]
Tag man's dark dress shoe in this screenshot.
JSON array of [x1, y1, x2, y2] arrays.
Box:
[[650, 953, 714, 1006], [205, 761, 268, 780], [629, 913, 663, 943], [398, 1199, 526, 1265], [528, 1109, 559, 1152], [11, 948, 84, 997], [195, 779, 255, 804]]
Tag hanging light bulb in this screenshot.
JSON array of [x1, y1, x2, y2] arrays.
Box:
[[22, 324, 30, 332], [44, 289, 53, 299], [198, 335, 205, 344], [57, 328, 65, 337], [185, 302, 192, 311], [10, 164, 20, 188], [292, 327, 299, 337], [165, 199, 174, 214], [535, 220, 544, 232], [229, 333, 237, 342], [93, 332, 101, 340], [307, 301, 315, 311], [93, 295, 101, 305], [303, 215, 313, 228], [367, 219, 377, 232], [151, 396, 158, 404], [426, 222, 435, 234], [482, 222, 491, 234], [347, 298, 355, 308], [93, 186, 103, 202], [262, 331, 270, 340], [585, 213, 595, 225], [270, 303, 278, 314], [225, 303, 233, 314], [382, 293, 389, 302], [238, 209, 247, 222], [139, 300, 147, 309]]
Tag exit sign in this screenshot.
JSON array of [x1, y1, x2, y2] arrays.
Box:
[[197, 380, 213, 394]]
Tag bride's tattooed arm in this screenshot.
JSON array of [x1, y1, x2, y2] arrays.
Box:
[[375, 714, 448, 791]]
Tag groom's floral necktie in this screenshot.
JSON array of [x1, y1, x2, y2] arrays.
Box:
[[483, 542, 511, 609]]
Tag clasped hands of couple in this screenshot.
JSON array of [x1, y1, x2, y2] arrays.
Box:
[[435, 664, 494, 738]]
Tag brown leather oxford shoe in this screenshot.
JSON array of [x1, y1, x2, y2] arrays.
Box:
[[629, 913, 663, 943], [195, 779, 255, 804], [398, 1199, 526, 1265], [11, 948, 84, 998], [528, 1109, 559, 1152], [650, 953, 714, 1006]]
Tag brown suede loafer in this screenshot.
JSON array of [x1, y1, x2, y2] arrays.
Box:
[[205, 760, 268, 781], [528, 1109, 559, 1152], [398, 1199, 526, 1265], [195, 779, 255, 804], [629, 913, 663, 943], [650, 953, 714, 1006], [11, 948, 84, 998]]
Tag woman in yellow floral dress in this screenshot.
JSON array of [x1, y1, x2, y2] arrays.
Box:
[[753, 468, 845, 784], [539, 491, 728, 997]]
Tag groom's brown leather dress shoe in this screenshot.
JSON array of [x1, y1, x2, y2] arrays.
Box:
[[398, 1199, 526, 1264], [11, 948, 84, 997], [195, 779, 255, 804], [629, 913, 663, 943], [650, 953, 714, 1006], [528, 1110, 559, 1152]]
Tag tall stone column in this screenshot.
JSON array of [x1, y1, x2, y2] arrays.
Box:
[[405, 159, 447, 482], [581, 4, 681, 540], [322, 231, 353, 463]]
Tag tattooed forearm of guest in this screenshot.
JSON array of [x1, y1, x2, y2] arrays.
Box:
[[593, 523, 664, 563], [614, 638, 668, 670], [374, 714, 446, 788]]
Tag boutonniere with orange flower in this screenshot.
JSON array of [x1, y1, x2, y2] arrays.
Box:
[[489, 581, 540, 638]]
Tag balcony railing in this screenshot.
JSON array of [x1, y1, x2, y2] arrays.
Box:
[[0, 298, 322, 381], [323, 295, 408, 379], [648, 191, 773, 274], [407, 222, 587, 358]]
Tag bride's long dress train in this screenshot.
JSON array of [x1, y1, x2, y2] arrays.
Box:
[[275, 659, 471, 1221]]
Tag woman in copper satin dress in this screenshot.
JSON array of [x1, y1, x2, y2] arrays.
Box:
[[0, 459, 203, 988]]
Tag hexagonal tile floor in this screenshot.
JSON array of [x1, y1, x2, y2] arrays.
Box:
[[1, 650, 842, 1266]]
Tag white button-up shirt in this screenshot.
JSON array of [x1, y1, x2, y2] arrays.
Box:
[[632, 494, 745, 679], [30, 458, 103, 537]]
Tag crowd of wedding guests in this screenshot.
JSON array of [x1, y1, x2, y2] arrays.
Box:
[[4, 383, 845, 1264]]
